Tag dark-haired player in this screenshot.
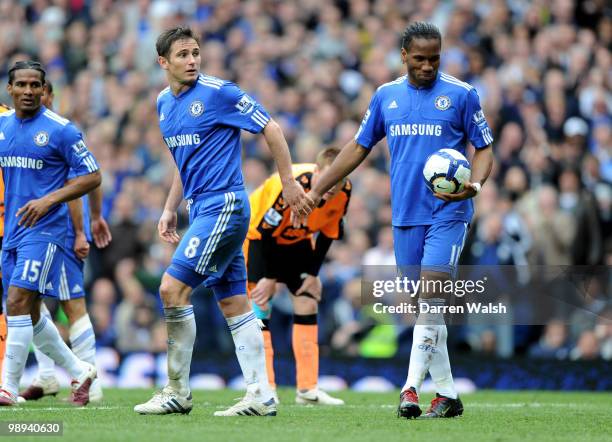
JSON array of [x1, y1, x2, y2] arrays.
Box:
[[305, 22, 494, 418], [246, 147, 349, 406], [134, 27, 312, 416], [18, 81, 112, 403], [0, 61, 101, 406]]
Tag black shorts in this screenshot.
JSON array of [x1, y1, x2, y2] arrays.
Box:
[[247, 239, 313, 294]]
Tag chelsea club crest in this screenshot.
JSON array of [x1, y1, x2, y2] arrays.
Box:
[[189, 101, 204, 117], [434, 95, 451, 111], [34, 131, 49, 146]]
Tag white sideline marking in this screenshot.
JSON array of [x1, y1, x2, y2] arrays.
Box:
[[5, 406, 123, 412], [289, 402, 596, 409], [468, 402, 595, 408]]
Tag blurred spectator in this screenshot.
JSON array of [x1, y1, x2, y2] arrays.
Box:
[[526, 186, 576, 265], [570, 331, 601, 360], [528, 319, 571, 360], [595, 310, 612, 360], [0, 0, 607, 359]]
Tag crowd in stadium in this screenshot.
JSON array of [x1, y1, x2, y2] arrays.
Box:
[[0, 0, 610, 362]]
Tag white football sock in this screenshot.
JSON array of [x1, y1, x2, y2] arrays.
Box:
[[34, 303, 56, 379], [32, 316, 87, 379], [3, 315, 33, 396], [403, 298, 445, 393], [428, 324, 458, 399], [69, 314, 96, 366], [164, 306, 196, 397], [226, 310, 273, 402]]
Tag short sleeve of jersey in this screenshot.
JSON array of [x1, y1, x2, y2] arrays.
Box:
[[463, 89, 494, 149], [320, 183, 351, 239], [355, 92, 386, 149], [58, 124, 99, 176], [320, 212, 343, 239], [215, 83, 271, 134]]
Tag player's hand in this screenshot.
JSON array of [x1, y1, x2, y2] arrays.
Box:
[[282, 179, 315, 219], [73, 231, 90, 259], [291, 190, 321, 228], [434, 182, 478, 202], [251, 277, 277, 307], [296, 275, 322, 301], [91, 216, 112, 248], [16, 197, 53, 227], [158, 209, 180, 244]]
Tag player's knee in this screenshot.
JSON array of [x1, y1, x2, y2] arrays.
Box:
[[293, 296, 318, 315], [160, 272, 193, 307], [6, 287, 36, 315], [159, 278, 187, 307], [218, 294, 250, 317]]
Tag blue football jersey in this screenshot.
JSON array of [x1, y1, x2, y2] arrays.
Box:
[[157, 73, 271, 200], [0, 106, 99, 249], [355, 72, 494, 226]]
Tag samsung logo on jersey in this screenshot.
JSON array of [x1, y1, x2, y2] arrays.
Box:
[[164, 134, 201, 148], [389, 124, 442, 137], [0, 156, 44, 169]]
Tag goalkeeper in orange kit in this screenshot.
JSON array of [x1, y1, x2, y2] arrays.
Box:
[[245, 147, 350, 405]]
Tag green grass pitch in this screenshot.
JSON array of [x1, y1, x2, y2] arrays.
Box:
[[2, 389, 610, 442]]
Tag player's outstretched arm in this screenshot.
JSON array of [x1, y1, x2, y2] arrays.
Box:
[[435, 144, 494, 202], [17, 171, 101, 228], [262, 119, 314, 216], [310, 139, 368, 205], [89, 184, 112, 248], [158, 166, 183, 244]]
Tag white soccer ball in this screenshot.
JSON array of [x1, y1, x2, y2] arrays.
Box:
[[423, 148, 471, 194]]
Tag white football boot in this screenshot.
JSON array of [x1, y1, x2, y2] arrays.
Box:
[[214, 391, 277, 417], [88, 378, 104, 403], [296, 388, 345, 405], [134, 386, 193, 415], [19, 376, 60, 401]]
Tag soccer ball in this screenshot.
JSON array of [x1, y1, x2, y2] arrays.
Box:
[[423, 148, 471, 194]]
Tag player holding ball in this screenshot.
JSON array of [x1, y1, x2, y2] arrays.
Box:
[[304, 22, 494, 418]]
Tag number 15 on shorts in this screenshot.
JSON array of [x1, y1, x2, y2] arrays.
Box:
[[21, 259, 42, 282]]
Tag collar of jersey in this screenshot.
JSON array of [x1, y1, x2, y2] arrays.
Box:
[[406, 72, 440, 90], [13, 105, 46, 123], [171, 80, 198, 100]]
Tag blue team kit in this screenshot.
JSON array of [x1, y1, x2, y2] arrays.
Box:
[[0, 106, 99, 297], [355, 71, 494, 269], [56, 173, 91, 300], [157, 74, 270, 299]]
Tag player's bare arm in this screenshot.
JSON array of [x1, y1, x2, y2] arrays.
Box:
[[158, 165, 183, 244], [434, 144, 494, 202], [17, 170, 101, 228], [310, 139, 368, 206], [67, 196, 89, 259], [262, 119, 314, 216], [89, 184, 112, 248]]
